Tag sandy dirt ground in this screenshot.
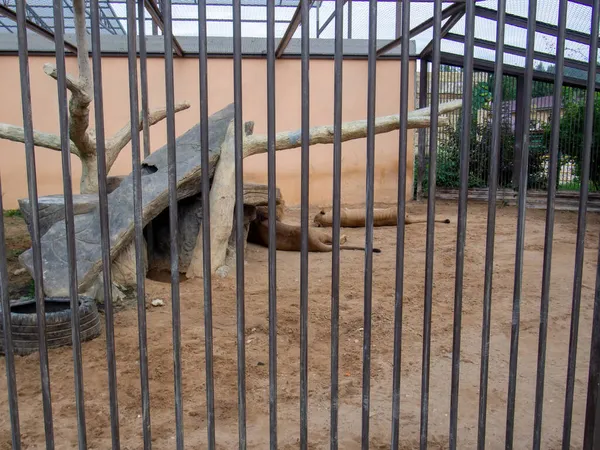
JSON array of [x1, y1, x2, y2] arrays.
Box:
[[1, 200, 599, 449]]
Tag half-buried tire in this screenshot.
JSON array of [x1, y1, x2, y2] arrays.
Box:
[[0, 296, 102, 356]]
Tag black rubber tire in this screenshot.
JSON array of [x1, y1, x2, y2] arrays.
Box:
[[0, 296, 102, 356]]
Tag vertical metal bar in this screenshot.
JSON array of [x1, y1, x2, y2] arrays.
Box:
[[316, 1, 320, 37], [197, 0, 215, 448], [505, 0, 537, 446], [27, 0, 56, 442], [583, 238, 600, 450], [420, 0, 442, 447], [347, 0, 352, 39], [417, 58, 428, 202], [330, 0, 343, 448], [138, 2, 150, 161], [391, 0, 410, 447], [53, 0, 87, 445], [361, 1, 376, 448], [152, 0, 158, 36], [139, 0, 154, 268], [562, 0, 600, 447], [532, 0, 568, 448], [477, 0, 506, 447], [266, 0, 278, 448], [233, 0, 247, 448], [0, 176, 20, 450], [300, 0, 310, 447], [449, 0, 475, 447], [162, 0, 184, 447], [511, 76, 525, 190], [6, 2, 51, 447], [395, 0, 402, 39], [125, 0, 153, 446]]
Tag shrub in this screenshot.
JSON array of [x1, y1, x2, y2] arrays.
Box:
[[542, 90, 600, 191]]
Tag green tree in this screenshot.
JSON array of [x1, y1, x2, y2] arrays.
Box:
[[543, 90, 600, 190]]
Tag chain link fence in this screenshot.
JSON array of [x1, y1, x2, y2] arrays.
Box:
[[415, 63, 600, 196]]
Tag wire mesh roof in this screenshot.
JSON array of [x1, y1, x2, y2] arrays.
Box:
[[0, 0, 597, 85]]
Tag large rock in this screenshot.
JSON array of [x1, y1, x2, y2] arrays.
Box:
[[19, 103, 236, 297], [18, 177, 125, 237], [147, 184, 284, 274], [146, 193, 204, 273]]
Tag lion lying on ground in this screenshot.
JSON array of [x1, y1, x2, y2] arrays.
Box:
[[248, 211, 381, 253], [313, 206, 451, 227]]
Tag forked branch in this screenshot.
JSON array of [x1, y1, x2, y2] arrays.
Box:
[[105, 101, 191, 166], [242, 99, 463, 158], [0, 123, 79, 154]]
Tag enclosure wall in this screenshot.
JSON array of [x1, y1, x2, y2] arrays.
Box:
[[0, 55, 414, 209]]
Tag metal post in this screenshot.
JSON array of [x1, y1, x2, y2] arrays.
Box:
[[417, 58, 428, 202], [512, 75, 525, 189], [395, 0, 402, 39], [347, 0, 352, 39]]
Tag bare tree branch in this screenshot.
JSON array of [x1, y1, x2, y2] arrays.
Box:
[[243, 99, 463, 158], [72, 0, 91, 97], [42, 62, 94, 156], [105, 101, 191, 166], [43, 63, 89, 101], [0, 123, 78, 154]]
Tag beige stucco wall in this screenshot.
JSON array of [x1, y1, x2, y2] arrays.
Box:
[[0, 55, 414, 209]]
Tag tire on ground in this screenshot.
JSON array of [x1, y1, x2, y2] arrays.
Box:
[[0, 296, 102, 356]]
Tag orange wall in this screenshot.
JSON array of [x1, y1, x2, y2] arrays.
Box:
[[0, 55, 414, 209]]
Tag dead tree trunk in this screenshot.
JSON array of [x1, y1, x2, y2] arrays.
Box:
[[0, 0, 190, 194]]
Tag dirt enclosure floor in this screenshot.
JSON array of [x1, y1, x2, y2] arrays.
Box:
[[1, 200, 600, 449]]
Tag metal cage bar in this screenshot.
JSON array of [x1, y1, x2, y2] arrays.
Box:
[[52, 0, 88, 445], [266, 0, 278, 448], [233, 0, 248, 447], [390, 0, 410, 447], [532, 0, 569, 448], [299, 0, 310, 447], [94, 1, 122, 447], [449, 0, 475, 446], [330, 0, 344, 448], [563, 0, 600, 447], [361, 0, 377, 447], [162, 0, 185, 447], [505, 0, 538, 446], [420, 0, 442, 447], [198, 1, 217, 448], [477, 0, 507, 446]]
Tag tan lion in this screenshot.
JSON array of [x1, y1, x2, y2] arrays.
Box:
[[248, 211, 381, 253], [313, 206, 450, 228]]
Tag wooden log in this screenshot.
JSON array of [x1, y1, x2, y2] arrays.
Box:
[[186, 121, 237, 279], [242, 99, 463, 158]]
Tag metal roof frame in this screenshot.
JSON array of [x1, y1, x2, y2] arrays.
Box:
[[0, 0, 596, 81], [0, 4, 78, 53], [374, 0, 599, 90], [435, 51, 600, 91], [144, 0, 184, 56], [444, 32, 593, 73]]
